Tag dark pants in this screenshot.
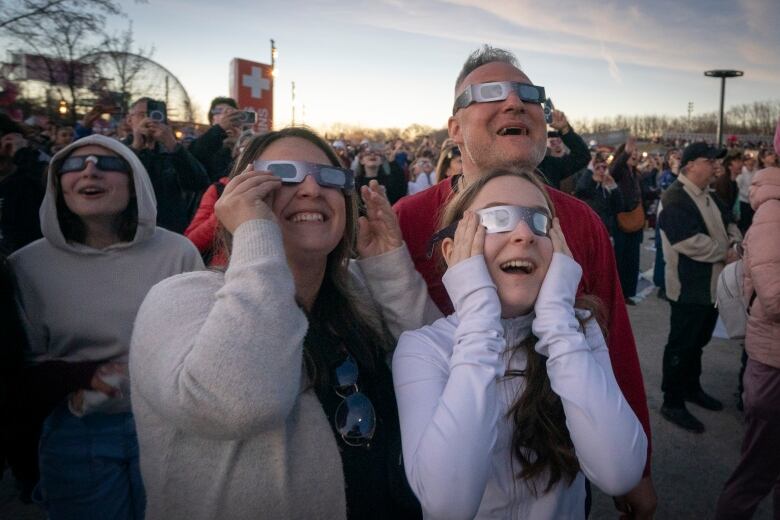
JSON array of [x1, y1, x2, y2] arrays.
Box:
[[653, 225, 665, 290], [715, 359, 780, 519], [661, 301, 719, 406], [614, 228, 643, 298]]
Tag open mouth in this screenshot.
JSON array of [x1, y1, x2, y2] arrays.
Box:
[[497, 126, 529, 137], [499, 259, 535, 274], [78, 186, 106, 196], [289, 212, 326, 223]]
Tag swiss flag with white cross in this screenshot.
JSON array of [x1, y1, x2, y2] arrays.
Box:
[[230, 58, 273, 132]]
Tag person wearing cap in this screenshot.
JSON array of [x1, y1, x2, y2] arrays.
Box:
[[393, 45, 656, 517], [658, 142, 742, 433], [537, 110, 590, 190]]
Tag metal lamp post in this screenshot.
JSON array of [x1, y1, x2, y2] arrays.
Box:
[[704, 69, 743, 147]]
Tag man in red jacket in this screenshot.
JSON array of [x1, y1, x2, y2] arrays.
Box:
[[394, 45, 656, 517]]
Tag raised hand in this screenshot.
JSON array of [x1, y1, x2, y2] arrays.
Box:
[[442, 210, 486, 268], [215, 164, 282, 233], [356, 180, 403, 258], [549, 217, 572, 257]]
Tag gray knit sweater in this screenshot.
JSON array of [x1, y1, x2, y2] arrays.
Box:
[[130, 218, 440, 520]]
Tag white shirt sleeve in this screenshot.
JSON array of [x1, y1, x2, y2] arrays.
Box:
[[532, 253, 647, 496], [393, 255, 505, 520]]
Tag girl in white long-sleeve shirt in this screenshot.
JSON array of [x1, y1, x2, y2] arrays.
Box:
[[393, 170, 647, 519]]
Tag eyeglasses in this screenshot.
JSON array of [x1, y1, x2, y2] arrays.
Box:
[[453, 81, 547, 114], [253, 160, 355, 191], [333, 354, 376, 447], [446, 147, 461, 160], [427, 204, 551, 257], [59, 155, 131, 175]]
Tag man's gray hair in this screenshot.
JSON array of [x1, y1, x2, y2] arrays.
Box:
[[454, 45, 519, 92]]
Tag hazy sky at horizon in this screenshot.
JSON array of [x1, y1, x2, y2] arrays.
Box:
[[48, 0, 780, 130]]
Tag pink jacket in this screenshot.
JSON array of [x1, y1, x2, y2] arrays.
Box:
[[743, 167, 780, 369]]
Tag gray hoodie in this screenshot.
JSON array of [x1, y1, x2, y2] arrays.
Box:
[[9, 134, 203, 413]]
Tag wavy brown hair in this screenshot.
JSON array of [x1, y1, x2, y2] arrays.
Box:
[[438, 169, 606, 494], [215, 127, 390, 390]]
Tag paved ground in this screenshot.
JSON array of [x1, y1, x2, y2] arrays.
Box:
[[1, 230, 773, 518]]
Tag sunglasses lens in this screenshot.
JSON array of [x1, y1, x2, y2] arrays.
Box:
[[319, 167, 346, 187], [335, 392, 376, 445], [99, 157, 131, 173], [334, 355, 358, 389], [59, 157, 85, 174], [479, 82, 505, 100], [267, 163, 298, 179], [517, 84, 541, 102], [533, 213, 550, 236]]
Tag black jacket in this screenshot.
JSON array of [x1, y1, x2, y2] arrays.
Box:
[[188, 125, 234, 182], [131, 142, 210, 234], [574, 169, 623, 236], [0, 148, 46, 255], [538, 129, 590, 189]]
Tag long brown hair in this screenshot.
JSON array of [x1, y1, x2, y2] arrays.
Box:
[[216, 126, 390, 389], [439, 169, 606, 494]]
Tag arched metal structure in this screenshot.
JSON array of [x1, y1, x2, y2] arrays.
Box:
[[82, 51, 195, 122]]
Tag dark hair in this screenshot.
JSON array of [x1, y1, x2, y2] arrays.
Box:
[[758, 148, 777, 168], [455, 45, 519, 92], [662, 148, 679, 171], [439, 170, 606, 494], [54, 147, 137, 244], [207, 96, 238, 124], [216, 126, 389, 388]]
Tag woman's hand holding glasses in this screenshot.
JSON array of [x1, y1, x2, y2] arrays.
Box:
[[215, 164, 282, 233]]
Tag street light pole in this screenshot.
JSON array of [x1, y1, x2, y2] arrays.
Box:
[[704, 69, 743, 147]]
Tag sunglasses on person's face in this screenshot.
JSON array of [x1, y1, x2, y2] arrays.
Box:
[[452, 81, 547, 114], [59, 154, 132, 175], [333, 354, 376, 447], [253, 160, 355, 191], [427, 204, 551, 257]]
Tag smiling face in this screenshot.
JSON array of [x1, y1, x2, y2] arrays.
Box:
[[466, 175, 553, 317], [59, 144, 132, 224], [448, 62, 547, 177], [259, 137, 347, 262]]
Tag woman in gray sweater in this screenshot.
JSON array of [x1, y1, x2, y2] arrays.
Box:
[[130, 127, 441, 519]]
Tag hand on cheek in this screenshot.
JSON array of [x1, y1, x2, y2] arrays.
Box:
[[549, 218, 572, 257], [442, 211, 486, 268]]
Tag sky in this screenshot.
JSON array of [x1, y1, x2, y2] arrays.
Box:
[[99, 0, 780, 131]]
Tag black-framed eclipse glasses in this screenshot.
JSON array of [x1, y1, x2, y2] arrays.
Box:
[[58, 155, 132, 175], [253, 160, 355, 191], [333, 353, 376, 447], [452, 81, 547, 115], [427, 204, 551, 258]]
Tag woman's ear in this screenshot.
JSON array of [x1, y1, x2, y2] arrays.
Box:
[[441, 237, 454, 267]]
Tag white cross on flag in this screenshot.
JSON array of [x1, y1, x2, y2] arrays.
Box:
[[230, 58, 274, 132]]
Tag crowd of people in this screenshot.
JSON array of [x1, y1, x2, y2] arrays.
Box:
[[0, 44, 778, 519]]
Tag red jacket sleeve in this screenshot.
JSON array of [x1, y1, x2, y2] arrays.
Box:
[[549, 188, 652, 476], [185, 182, 222, 254]]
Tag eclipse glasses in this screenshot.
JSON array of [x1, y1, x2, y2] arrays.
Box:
[[253, 160, 355, 191], [59, 155, 132, 175], [427, 204, 551, 257]]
